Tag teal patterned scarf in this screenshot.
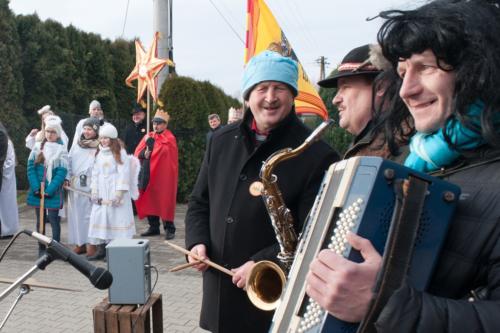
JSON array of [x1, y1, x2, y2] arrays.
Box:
[[404, 101, 485, 172]]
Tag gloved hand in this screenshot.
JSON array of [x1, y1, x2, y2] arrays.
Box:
[[146, 137, 155, 150]]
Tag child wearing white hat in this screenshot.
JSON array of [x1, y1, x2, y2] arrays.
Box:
[[26, 115, 68, 256], [25, 105, 69, 150], [87, 123, 139, 260]]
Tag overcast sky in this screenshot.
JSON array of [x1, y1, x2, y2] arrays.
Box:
[[9, 0, 420, 98]]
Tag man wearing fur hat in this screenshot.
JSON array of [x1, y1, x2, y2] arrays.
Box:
[[25, 105, 69, 150], [184, 50, 339, 333], [70, 100, 105, 151], [134, 109, 178, 240], [318, 44, 409, 161]]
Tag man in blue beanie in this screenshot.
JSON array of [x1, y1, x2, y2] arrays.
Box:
[[184, 50, 339, 333]]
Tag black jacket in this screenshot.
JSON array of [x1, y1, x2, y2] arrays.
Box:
[[185, 109, 339, 333], [375, 146, 500, 332], [344, 121, 408, 164], [123, 120, 147, 155]]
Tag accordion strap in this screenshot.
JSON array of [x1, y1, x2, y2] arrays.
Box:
[[358, 176, 428, 333]]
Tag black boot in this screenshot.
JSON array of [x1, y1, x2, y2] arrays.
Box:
[[164, 222, 176, 240], [142, 216, 161, 236], [140, 228, 160, 236], [87, 244, 106, 261]]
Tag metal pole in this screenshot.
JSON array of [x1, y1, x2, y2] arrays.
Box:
[[147, 91, 151, 134]]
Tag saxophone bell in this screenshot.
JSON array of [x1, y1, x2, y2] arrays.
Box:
[[246, 260, 286, 311]]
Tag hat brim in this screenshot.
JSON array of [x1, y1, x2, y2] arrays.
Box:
[[152, 118, 167, 123], [318, 70, 381, 88]]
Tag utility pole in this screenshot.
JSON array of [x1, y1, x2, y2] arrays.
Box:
[[153, 0, 175, 92], [315, 56, 329, 81]]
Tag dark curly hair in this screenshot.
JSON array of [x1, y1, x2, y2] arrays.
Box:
[[377, 0, 500, 147]]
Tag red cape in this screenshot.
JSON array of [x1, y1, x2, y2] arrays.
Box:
[[134, 130, 178, 221]]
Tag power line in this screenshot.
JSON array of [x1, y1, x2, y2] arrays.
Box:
[[121, 0, 131, 38], [207, 0, 245, 45]]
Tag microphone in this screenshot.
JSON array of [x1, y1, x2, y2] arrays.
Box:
[[24, 230, 113, 290]]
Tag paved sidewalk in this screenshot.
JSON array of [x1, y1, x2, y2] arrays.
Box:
[[0, 204, 207, 333]]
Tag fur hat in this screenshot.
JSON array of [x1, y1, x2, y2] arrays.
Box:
[[99, 123, 118, 139], [82, 117, 101, 133], [242, 50, 298, 100], [318, 44, 391, 88], [37, 105, 53, 116], [89, 100, 102, 112], [152, 109, 170, 123], [44, 115, 63, 137]]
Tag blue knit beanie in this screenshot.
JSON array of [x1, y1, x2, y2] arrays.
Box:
[[242, 51, 299, 100]]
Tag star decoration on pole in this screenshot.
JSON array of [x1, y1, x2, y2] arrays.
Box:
[[125, 32, 175, 103]]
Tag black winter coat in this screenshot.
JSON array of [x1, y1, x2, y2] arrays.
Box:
[[185, 110, 339, 333], [375, 147, 500, 332], [123, 120, 147, 154]]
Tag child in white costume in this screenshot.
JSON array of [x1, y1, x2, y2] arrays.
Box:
[[0, 139, 19, 237], [87, 123, 139, 260], [66, 118, 100, 256]]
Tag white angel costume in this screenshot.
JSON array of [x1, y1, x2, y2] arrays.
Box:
[[66, 141, 98, 246], [0, 140, 19, 236], [88, 147, 139, 241]]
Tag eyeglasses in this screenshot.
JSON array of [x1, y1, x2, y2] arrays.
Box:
[[45, 130, 57, 135]]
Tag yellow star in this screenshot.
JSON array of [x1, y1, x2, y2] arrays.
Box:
[[125, 32, 174, 102]]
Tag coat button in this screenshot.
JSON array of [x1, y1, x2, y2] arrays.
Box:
[[226, 216, 235, 224], [239, 174, 248, 181]]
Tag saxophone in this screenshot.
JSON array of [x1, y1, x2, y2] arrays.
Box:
[[246, 119, 333, 311]]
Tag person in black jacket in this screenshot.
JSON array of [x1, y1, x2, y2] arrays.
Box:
[[306, 1, 500, 332], [185, 50, 339, 333], [318, 44, 410, 162], [123, 105, 147, 155]]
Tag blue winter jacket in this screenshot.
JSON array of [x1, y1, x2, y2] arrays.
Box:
[[26, 146, 68, 209]]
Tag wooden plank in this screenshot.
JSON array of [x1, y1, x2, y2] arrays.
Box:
[[118, 305, 137, 333], [130, 308, 146, 333], [93, 300, 111, 333], [105, 305, 122, 333], [151, 294, 163, 333]]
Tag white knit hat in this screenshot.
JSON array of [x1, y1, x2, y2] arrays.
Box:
[[37, 105, 53, 116], [44, 115, 63, 137], [89, 100, 101, 112], [99, 123, 118, 139]]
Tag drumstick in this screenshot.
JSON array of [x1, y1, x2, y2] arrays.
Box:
[[64, 185, 91, 198], [169, 261, 201, 272], [39, 181, 45, 235], [164, 241, 234, 277]]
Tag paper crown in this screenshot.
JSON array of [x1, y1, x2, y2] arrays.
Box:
[[152, 109, 170, 123]]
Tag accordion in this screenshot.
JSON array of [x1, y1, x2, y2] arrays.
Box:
[[270, 156, 461, 333]]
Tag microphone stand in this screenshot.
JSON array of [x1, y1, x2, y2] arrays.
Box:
[[0, 253, 54, 330]]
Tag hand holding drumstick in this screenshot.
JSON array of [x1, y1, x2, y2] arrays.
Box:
[[165, 241, 234, 276]]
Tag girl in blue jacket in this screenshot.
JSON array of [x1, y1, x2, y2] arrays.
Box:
[[27, 115, 68, 256]]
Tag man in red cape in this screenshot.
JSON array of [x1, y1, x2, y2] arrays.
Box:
[[134, 109, 178, 239]]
